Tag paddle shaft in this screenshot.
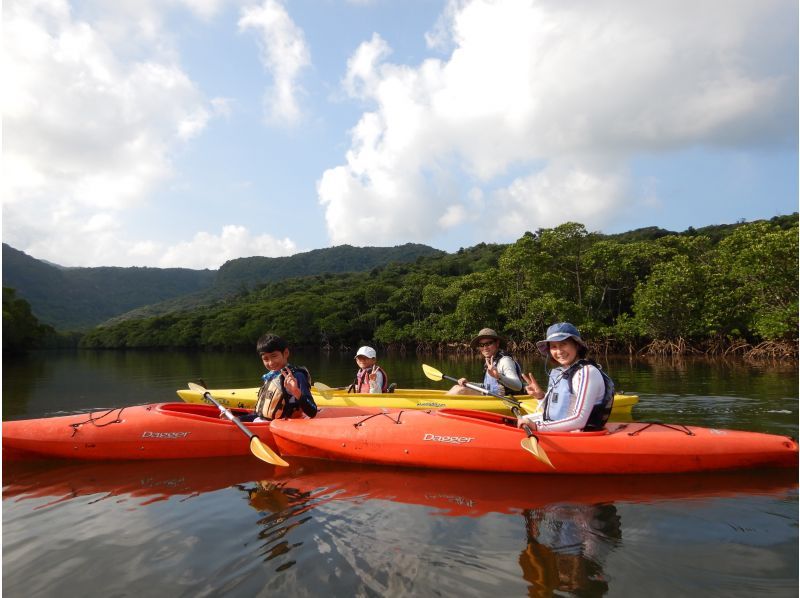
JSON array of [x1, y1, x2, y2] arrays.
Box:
[[442, 372, 541, 439], [203, 391, 259, 440], [440, 373, 524, 410], [424, 363, 552, 466], [510, 405, 538, 439]]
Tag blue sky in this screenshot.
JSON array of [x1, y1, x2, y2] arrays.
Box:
[[3, 0, 797, 269]]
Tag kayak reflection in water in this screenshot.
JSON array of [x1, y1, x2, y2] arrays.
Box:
[[518, 503, 621, 596]]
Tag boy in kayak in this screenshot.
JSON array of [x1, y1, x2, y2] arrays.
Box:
[[519, 322, 614, 432], [349, 346, 389, 393], [241, 333, 318, 422], [447, 327, 523, 396]]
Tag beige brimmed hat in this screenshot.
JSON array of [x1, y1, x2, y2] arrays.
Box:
[[469, 327, 503, 349]]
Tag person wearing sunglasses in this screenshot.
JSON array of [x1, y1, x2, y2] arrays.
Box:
[[446, 327, 523, 396]]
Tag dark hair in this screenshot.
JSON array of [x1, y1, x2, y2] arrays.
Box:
[[256, 333, 288, 354]]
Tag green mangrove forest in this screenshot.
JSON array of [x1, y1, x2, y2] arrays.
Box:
[[77, 217, 798, 359]]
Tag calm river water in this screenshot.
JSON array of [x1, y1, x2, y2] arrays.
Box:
[[3, 350, 798, 597]]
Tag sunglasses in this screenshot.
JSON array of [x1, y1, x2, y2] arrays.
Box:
[[477, 341, 496, 348]]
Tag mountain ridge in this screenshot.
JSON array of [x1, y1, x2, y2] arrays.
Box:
[[2, 242, 444, 330]]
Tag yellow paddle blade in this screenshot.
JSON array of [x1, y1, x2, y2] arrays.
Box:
[[421, 364, 444, 382], [520, 436, 555, 469], [312, 382, 335, 400], [251, 436, 289, 467], [517, 399, 541, 415], [188, 382, 290, 467]]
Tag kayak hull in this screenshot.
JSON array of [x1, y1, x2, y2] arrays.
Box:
[[2, 403, 374, 461], [176, 387, 638, 418], [270, 408, 799, 474]]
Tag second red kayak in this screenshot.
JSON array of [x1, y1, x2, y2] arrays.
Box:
[[270, 408, 798, 474]]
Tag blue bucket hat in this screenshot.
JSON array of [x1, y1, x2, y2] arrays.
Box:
[[536, 322, 588, 356]]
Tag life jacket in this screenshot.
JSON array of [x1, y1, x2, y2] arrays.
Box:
[[483, 350, 523, 396], [353, 366, 389, 393], [542, 359, 615, 431], [254, 364, 312, 420]]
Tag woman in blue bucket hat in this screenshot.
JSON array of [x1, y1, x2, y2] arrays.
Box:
[[518, 322, 615, 432]]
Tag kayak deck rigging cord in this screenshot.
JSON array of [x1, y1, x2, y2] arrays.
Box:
[[353, 410, 407, 427], [627, 422, 695, 436], [69, 407, 128, 436]]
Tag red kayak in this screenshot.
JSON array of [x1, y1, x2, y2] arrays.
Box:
[[270, 408, 798, 474], [2, 403, 375, 461]]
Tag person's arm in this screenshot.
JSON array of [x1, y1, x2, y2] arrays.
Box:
[[496, 356, 523, 392], [282, 368, 318, 418], [295, 370, 318, 417], [368, 369, 384, 394], [535, 365, 603, 432]]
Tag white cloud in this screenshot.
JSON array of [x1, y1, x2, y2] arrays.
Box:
[[343, 33, 392, 99], [438, 204, 468, 229], [319, 0, 796, 246], [1, 0, 224, 266], [238, 0, 311, 126], [492, 160, 628, 238], [157, 225, 297, 269]]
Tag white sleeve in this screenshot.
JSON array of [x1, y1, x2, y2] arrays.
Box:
[[497, 356, 523, 392], [369, 371, 384, 394]]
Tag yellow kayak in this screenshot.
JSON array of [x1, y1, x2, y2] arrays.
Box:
[[175, 386, 638, 419]]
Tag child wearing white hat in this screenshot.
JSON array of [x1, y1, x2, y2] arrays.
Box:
[[351, 346, 389, 393]]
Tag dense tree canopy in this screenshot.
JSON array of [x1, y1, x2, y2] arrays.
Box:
[[79, 216, 798, 357], [2, 287, 52, 353]]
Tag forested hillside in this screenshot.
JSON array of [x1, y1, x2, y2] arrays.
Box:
[[104, 243, 445, 323], [2, 244, 216, 330], [2, 288, 53, 353], [80, 215, 798, 357], [2, 243, 443, 331]]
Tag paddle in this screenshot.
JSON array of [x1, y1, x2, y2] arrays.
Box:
[[187, 382, 288, 467], [313, 382, 342, 399], [421, 364, 554, 468]]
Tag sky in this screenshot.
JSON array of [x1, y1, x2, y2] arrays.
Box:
[[2, 0, 798, 270]]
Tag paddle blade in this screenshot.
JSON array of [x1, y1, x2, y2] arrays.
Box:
[[520, 436, 555, 469], [421, 364, 444, 382], [312, 382, 335, 400], [188, 381, 289, 467], [250, 436, 289, 467]]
